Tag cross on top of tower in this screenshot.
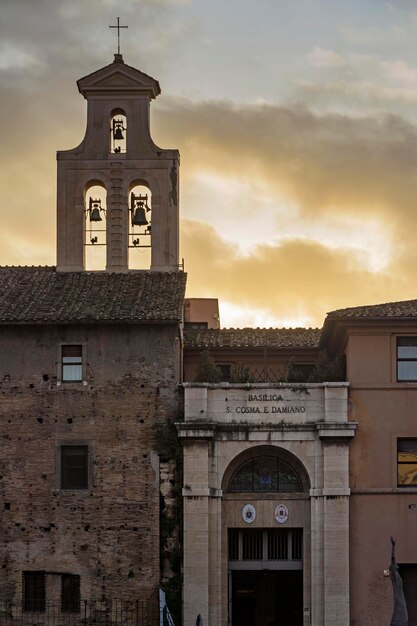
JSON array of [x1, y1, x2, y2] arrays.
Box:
[[109, 17, 128, 58]]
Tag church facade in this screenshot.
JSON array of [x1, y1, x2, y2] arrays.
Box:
[[181, 306, 417, 626], [0, 53, 417, 626]]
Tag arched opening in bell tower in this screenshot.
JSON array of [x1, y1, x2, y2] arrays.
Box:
[[128, 182, 152, 270], [84, 183, 107, 271], [109, 109, 127, 154]]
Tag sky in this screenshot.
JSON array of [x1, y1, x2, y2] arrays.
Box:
[[2, 0, 417, 328]]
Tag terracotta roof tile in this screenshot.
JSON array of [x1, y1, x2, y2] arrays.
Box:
[[327, 299, 417, 319], [184, 327, 321, 349], [0, 267, 186, 323]]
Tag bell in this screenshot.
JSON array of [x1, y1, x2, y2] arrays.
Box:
[[132, 205, 148, 226], [113, 126, 124, 141], [90, 207, 102, 222]]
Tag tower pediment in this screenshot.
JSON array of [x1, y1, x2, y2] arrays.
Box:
[[77, 58, 161, 99]]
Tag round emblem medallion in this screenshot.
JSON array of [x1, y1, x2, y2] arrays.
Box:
[[242, 504, 256, 524], [275, 504, 289, 524]]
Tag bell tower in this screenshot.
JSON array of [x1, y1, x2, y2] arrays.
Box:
[[56, 54, 179, 272]]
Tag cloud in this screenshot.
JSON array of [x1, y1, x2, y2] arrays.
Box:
[[154, 97, 417, 236], [2, 87, 417, 325], [2, 0, 417, 327], [381, 59, 417, 85], [0, 43, 42, 72], [181, 219, 416, 327], [307, 47, 344, 69], [300, 49, 417, 120]]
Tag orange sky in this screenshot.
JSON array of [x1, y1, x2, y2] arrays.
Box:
[[2, 0, 417, 328]]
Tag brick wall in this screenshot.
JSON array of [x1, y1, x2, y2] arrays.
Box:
[[0, 323, 181, 604]]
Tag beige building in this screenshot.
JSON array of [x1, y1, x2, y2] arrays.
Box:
[[181, 304, 417, 626]]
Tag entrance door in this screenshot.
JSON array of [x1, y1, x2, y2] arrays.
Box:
[[231, 570, 303, 626], [400, 565, 417, 625]]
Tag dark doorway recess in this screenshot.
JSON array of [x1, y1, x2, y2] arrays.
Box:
[[231, 570, 303, 626], [400, 564, 417, 625]]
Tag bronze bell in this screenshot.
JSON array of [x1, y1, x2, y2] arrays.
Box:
[[132, 203, 148, 227], [113, 119, 124, 141], [89, 200, 102, 222], [90, 207, 102, 222], [114, 126, 124, 141]]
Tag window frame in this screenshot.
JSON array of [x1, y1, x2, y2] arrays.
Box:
[[23, 571, 46, 613], [397, 337, 417, 382], [58, 344, 87, 384], [218, 364, 231, 382], [229, 456, 303, 493], [397, 438, 417, 488], [59, 443, 92, 491], [61, 574, 81, 613]]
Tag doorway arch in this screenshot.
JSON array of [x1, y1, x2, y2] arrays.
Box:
[[222, 446, 310, 626]]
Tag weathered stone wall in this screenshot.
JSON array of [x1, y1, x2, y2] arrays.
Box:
[[0, 323, 181, 604]]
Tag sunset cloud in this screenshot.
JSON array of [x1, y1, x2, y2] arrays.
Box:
[[155, 98, 417, 232], [2, 0, 417, 327], [181, 219, 414, 327]]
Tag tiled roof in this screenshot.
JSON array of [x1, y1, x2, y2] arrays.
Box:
[[0, 267, 186, 323], [327, 299, 417, 319], [184, 327, 321, 349]]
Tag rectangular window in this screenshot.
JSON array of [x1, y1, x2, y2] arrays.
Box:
[[397, 337, 417, 382], [23, 571, 45, 612], [219, 364, 231, 381], [184, 322, 208, 329], [61, 445, 89, 490], [228, 529, 303, 562], [61, 574, 80, 613], [62, 345, 83, 382], [398, 439, 417, 487]]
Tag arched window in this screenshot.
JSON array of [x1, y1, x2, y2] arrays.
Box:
[[84, 183, 106, 270], [109, 109, 127, 154], [128, 182, 152, 269], [229, 456, 302, 493]]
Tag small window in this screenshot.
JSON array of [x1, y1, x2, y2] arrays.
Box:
[[61, 574, 80, 613], [397, 337, 417, 382], [219, 364, 231, 381], [61, 445, 89, 490], [23, 571, 45, 612], [398, 439, 417, 487], [62, 345, 83, 382], [288, 363, 315, 383]]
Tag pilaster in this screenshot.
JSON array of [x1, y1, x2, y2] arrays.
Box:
[[182, 433, 214, 626], [106, 167, 128, 272]]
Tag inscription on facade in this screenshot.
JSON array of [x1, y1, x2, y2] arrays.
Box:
[[225, 392, 307, 416]]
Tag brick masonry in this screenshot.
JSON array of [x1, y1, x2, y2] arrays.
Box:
[[0, 322, 181, 604]]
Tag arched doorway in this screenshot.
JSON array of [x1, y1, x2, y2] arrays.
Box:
[[222, 447, 310, 626]]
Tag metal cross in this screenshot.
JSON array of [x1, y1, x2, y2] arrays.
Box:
[[109, 17, 128, 56]]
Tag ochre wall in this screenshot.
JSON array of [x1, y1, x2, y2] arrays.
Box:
[[347, 327, 417, 625]]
